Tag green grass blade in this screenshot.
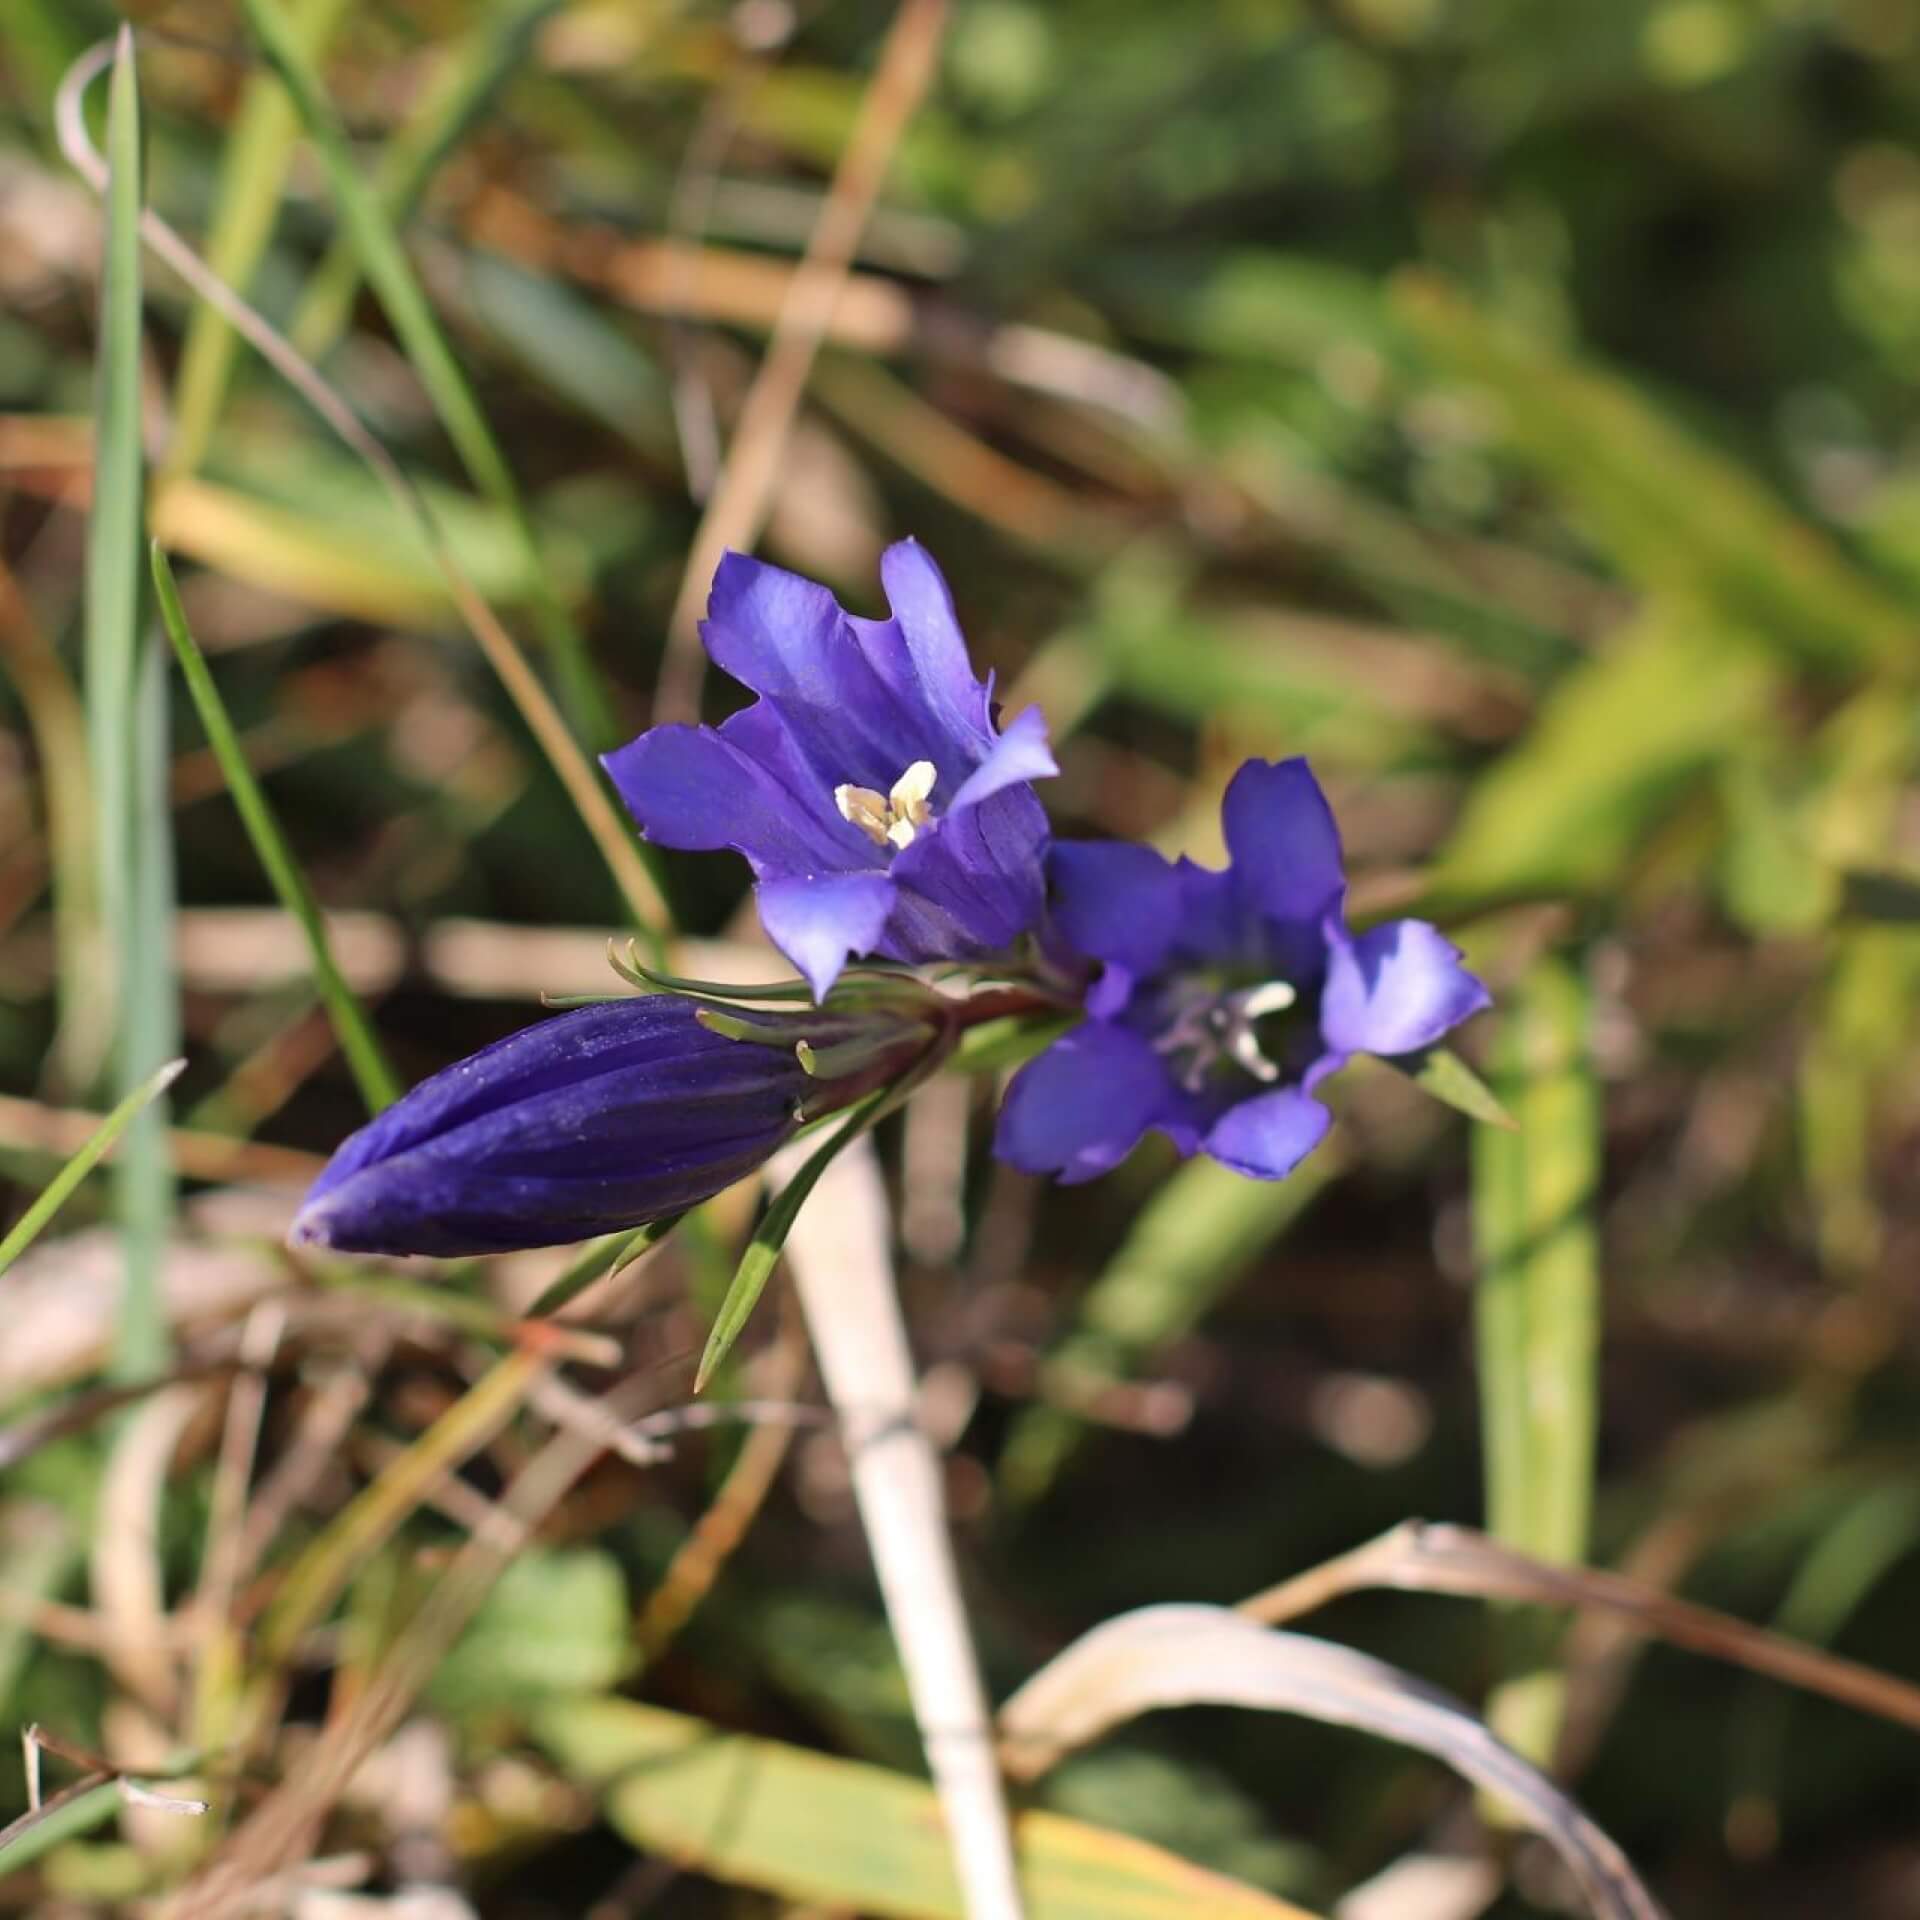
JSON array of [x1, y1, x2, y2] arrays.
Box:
[[121, 633, 181, 1375], [0, 1781, 123, 1877], [695, 1101, 883, 1392], [998, 1148, 1341, 1507], [1432, 607, 1777, 907], [1397, 273, 1914, 676], [84, 27, 143, 982], [233, 0, 615, 747], [1796, 929, 1917, 1284], [1392, 1045, 1516, 1129], [1727, 1481, 1920, 1838], [165, 0, 353, 477], [525, 1215, 683, 1319], [86, 28, 176, 1383], [289, 0, 565, 363], [1471, 954, 1601, 1766], [0, 1057, 184, 1282], [151, 542, 401, 1114]]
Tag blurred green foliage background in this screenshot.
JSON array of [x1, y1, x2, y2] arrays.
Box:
[[4, 0, 1920, 1914]]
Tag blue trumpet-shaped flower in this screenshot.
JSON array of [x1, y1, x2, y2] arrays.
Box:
[[605, 541, 1057, 1000], [289, 993, 935, 1258], [995, 757, 1490, 1186]]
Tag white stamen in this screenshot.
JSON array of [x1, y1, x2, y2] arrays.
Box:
[[835, 761, 939, 851], [1157, 976, 1299, 1089], [890, 759, 936, 823], [1238, 980, 1297, 1020], [1227, 1026, 1283, 1082]]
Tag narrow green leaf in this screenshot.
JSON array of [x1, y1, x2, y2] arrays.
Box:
[[84, 27, 143, 962], [449, 247, 676, 460], [1729, 1482, 1920, 1830], [1397, 273, 1914, 675], [0, 1058, 184, 1282], [151, 543, 401, 1115], [1393, 1045, 1516, 1129], [1433, 607, 1777, 906], [525, 1215, 684, 1320], [949, 1011, 1077, 1075], [696, 1099, 882, 1392], [1717, 754, 1838, 936], [615, 952, 818, 1002], [289, 0, 565, 362], [999, 1148, 1341, 1507], [0, 1781, 122, 1875], [119, 633, 180, 1384], [166, 0, 353, 477], [86, 28, 176, 1383], [1471, 955, 1601, 1767], [534, 1696, 1320, 1920], [233, 0, 615, 747], [1796, 930, 1918, 1282]]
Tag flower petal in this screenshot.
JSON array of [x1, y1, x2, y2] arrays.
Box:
[[1202, 1087, 1332, 1181], [886, 785, 1049, 960], [700, 550, 851, 710], [1221, 756, 1347, 927], [756, 872, 899, 1000], [948, 704, 1058, 812], [290, 998, 806, 1257], [992, 1022, 1176, 1184], [873, 538, 994, 741], [1048, 839, 1183, 976], [294, 1138, 785, 1259], [1320, 918, 1492, 1059], [602, 721, 853, 873], [702, 549, 971, 795]]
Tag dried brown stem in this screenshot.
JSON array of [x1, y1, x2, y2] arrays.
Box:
[[1241, 1519, 1920, 1737], [651, 0, 949, 725]]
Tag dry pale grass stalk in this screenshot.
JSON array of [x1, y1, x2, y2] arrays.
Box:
[[0, 1589, 197, 1657], [169, 1372, 665, 1919], [1334, 1852, 1501, 1920], [652, 0, 949, 725], [780, 1133, 1026, 1920], [565, 233, 1183, 432], [1240, 1519, 1920, 1737], [90, 1384, 207, 1720], [187, 1302, 288, 1741], [225, 1364, 373, 1597], [997, 1605, 1664, 1920], [0, 1090, 323, 1187]]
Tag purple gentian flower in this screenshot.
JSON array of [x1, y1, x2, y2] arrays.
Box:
[[995, 757, 1491, 1185], [289, 994, 932, 1258], [605, 542, 1057, 1000]]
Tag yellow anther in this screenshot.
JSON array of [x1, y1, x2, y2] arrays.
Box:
[[834, 783, 894, 847], [835, 760, 938, 852]]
